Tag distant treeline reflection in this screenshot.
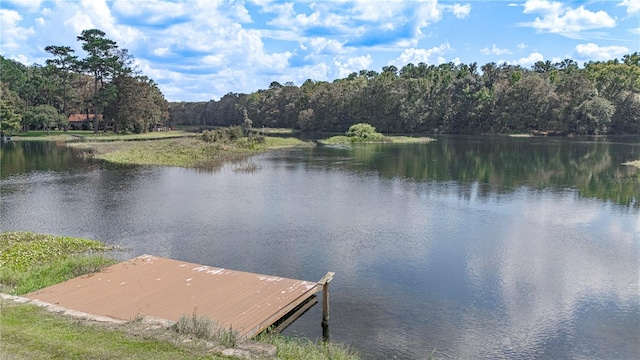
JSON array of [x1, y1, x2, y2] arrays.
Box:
[[316, 136, 640, 207], [1, 137, 638, 207]]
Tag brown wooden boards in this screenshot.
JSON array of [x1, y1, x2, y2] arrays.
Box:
[[24, 255, 320, 339]]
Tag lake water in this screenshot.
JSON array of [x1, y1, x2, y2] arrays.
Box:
[[1, 136, 639, 359]]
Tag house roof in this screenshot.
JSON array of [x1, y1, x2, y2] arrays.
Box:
[[68, 114, 102, 122]]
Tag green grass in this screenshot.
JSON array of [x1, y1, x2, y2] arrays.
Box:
[[11, 130, 195, 142], [70, 136, 312, 168], [0, 232, 119, 295], [77, 130, 196, 141], [319, 135, 435, 145], [0, 255, 116, 295], [0, 301, 224, 360], [257, 333, 359, 360], [9, 130, 91, 138]]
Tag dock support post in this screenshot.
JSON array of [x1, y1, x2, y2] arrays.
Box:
[[318, 272, 334, 342]]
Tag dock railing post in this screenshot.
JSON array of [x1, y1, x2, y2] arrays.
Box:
[[318, 272, 334, 342]]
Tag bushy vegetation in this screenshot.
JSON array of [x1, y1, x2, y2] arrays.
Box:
[[0, 231, 118, 295], [257, 333, 360, 360], [346, 123, 385, 142], [202, 126, 266, 145], [173, 311, 237, 348], [202, 126, 244, 142], [321, 123, 386, 144], [169, 53, 640, 136]]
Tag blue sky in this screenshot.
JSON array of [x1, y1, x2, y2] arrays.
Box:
[[1, 0, 638, 102]]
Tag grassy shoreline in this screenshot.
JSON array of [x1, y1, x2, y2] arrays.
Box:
[[319, 135, 435, 145], [9, 129, 197, 142], [68, 135, 313, 168], [0, 232, 119, 295], [0, 232, 359, 359]]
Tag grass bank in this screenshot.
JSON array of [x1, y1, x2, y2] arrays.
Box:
[[0, 232, 119, 295], [11, 130, 195, 142], [69, 135, 312, 168], [257, 333, 359, 360], [319, 135, 435, 145], [0, 300, 228, 360], [0, 232, 359, 359]]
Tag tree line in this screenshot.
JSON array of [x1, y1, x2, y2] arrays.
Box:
[[170, 53, 640, 135], [1, 29, 168, 134]]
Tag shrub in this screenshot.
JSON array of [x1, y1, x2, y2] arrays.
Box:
[[173, 310, 237, 347], [248, 133, 265, 143], [346, 123, 379, 139], [201, 126, 245, 143], [341, 123, 386, 143]]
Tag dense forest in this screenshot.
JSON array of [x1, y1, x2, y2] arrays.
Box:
[[1, 29, 168, 135], [170, 53, 640, 135], [1, 29, 638, 137]]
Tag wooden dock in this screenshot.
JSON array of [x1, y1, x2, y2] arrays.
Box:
[[24, 255, 331, 339]]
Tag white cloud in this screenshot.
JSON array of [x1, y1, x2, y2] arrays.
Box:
[[480, 44, 513, 55], [334, 54, 373, 78], [3, 0, 42, 13], [574, 43, 630, 61], [515, 52, 544, 66], [64, 11, 95, 35], [297, 62, 332, 83], [0, 9, 34, 53], [388, 42, 452, 66], [2, 0, 636, 102], [417, 0, 443, 26], [153, 47, 171, 57], [618, 0, 640, 15], [112, 0, 187, 25], [43, 0, 145, 52], [266, 2, 348, 33], [452, 4, 471, 19], [521, 0, 616, 36], [523, 0, 564, 16], [440, 3, 471, 19], [351, 0, 399, 22], [306, 37, 346, 55]]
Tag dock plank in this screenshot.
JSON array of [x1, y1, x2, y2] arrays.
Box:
[[24, 255, 319, 339]]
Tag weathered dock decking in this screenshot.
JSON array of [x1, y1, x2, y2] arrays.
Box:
[[24, 255, 329, 339]]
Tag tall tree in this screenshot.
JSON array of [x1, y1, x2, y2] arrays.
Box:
[[25, 104, 67, 133], [0, 82, 23, 134], [105, 75, 168, 133], [76, 29, 124, 133], [45, 45, 78, 116]]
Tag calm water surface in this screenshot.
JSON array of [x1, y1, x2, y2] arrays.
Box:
[[1, 136, 639, 359]]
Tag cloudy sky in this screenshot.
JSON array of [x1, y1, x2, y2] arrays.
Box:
[[1, 0, 639, 102]]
